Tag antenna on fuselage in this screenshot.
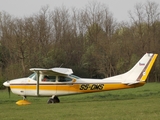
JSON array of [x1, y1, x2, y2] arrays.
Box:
[[59, 63, 63, 68]]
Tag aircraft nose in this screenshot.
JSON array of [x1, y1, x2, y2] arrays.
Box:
[[3, 81, 10, 87]]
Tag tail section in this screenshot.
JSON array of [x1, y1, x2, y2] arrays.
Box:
[[122, 53, 158, 84], [140, 53, 158, 81], [104, 53, 158, 85]]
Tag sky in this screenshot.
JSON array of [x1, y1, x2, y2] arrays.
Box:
[[0, 0, 160, 22]]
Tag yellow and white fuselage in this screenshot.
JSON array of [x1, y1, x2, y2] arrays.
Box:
[[8, 77, 145, 97], [3, 53, 158, 104]]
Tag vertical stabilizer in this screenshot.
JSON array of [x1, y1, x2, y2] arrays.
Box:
[[122, 53, 158, 83], [104, 53, 158, 84]]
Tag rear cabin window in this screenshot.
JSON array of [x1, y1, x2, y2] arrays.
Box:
[[58, 76, 72, 82]]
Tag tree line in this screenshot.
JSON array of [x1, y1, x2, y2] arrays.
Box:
[[0, 1, 160, 88]]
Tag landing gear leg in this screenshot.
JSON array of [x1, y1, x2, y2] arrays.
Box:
[[47, 96, 60, 104], [23, 96, 27, 100]]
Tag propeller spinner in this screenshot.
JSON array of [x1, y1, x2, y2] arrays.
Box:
[[3, 81, 11, 98]]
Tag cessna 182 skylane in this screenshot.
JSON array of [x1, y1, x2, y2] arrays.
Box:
[[3, 53, 158, 105]]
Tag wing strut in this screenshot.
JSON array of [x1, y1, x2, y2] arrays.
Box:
[[36, 71, 40, 96]]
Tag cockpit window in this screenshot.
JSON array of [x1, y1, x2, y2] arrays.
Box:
[[58, 76, 72, 82], [28, 73, 37, 80]]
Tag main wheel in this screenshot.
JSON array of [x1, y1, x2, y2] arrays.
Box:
[[53, 96, 60, 103], [47, 98, 54, 104], [47, 96, 60, 104]]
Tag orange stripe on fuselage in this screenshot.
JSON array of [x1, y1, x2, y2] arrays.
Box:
[[10, 82, 145, 94]]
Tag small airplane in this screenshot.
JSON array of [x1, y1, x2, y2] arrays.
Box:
[[3, 53, 158, 105]]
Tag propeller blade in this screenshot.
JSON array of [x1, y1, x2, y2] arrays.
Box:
[[3, 80, 11, 98], [8, 87, 11, 98]]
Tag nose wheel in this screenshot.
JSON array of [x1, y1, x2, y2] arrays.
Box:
[[16, 96, 31, 105], [47, 96, 60, 104]]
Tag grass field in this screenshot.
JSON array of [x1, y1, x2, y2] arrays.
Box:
[[0, 83, 160, 120]]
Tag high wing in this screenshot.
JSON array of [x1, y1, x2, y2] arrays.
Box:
[[29, 67, 73, 75]]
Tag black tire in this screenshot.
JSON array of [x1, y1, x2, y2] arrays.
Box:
[[47, 98, 54, 104], [47, 96, 60, 104], [53, 96, 60, 103]]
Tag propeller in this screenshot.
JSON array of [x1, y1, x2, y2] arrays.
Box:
[[3, 80, 11, 98], [8, 86, 11, 98]]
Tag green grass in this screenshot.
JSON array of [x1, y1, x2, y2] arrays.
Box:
[[0, 83, 160, 120]]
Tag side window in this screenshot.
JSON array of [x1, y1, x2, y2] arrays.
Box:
[[49, 76, 56, 82], [42, 75, 56, 82], [58, 76, 72, 82]]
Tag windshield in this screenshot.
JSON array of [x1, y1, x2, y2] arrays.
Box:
[[28, 73, 37, 80], [69, 74, 80, 79]]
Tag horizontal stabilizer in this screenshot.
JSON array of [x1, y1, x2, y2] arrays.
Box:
[[122, 81, 140, 85]]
